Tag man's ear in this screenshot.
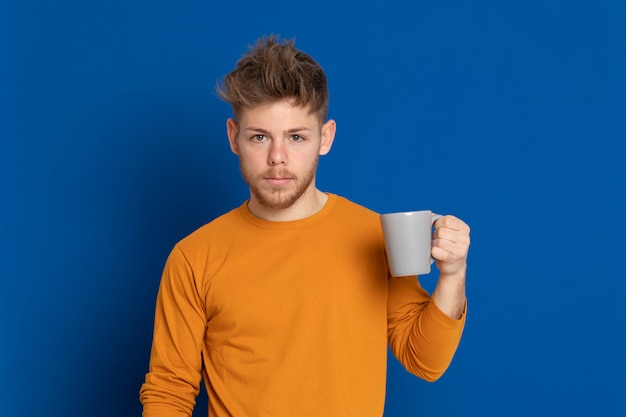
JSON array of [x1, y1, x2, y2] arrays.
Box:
[[319, 119, 336, 156], [226, 118, 240, 155]]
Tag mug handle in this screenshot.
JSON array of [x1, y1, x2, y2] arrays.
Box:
[[431, 213, 443, 265]]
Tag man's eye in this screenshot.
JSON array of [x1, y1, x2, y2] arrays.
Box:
[[291, 135, 304, 142], [252, 135, 266, 142]]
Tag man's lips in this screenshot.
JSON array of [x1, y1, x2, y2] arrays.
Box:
[[264, 177, 293, 187]]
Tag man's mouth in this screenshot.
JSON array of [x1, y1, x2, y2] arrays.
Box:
[[264, 177, 293, 187]]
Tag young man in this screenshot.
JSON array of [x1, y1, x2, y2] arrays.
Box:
[[140, 36, 470, 417]]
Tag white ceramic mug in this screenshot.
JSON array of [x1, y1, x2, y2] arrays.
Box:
[[380, 210, 442, 277]]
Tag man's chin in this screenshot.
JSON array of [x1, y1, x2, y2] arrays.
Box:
[[255, 195, 298, 210], [251, 187, 303, 211]]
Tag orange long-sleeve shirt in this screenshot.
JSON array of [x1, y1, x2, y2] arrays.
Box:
[[140, 194, 465, 416]]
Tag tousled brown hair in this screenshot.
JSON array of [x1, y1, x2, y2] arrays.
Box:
[[216, 35, 329, 124]]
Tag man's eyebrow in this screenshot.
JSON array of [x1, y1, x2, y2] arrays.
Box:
[[244, 126, 270, 134], [244, 126, 314, 134], [285, 127, 313, 134]]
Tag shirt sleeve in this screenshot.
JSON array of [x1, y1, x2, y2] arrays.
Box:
[[140, 245, 206, 417], [387, 275, 466, 382]]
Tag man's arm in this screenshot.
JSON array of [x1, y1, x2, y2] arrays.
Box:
[[431, 215, 470, 320], [387, 215, 470, 381], [140, 245, 206, 417]]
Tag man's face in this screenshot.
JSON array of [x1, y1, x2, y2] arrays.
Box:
[[227, 100, 334, 212]]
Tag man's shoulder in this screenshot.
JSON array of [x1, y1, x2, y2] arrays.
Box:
[[326, 194, 383, 234], [177, 203, 246, 247], [331, 193, 380, 219]]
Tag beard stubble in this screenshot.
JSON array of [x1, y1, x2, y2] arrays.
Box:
[[239, 155, 319, 210]]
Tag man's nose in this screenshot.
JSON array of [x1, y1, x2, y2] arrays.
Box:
[[268, 140, 286, 165]]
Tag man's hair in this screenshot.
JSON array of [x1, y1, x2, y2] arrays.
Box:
[[216, 35, 329, 123]]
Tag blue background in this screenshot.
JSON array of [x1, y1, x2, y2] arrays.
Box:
[[2, 1, 625, 416]]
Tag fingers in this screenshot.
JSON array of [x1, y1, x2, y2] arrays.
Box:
[[431, 215, 470, 267], [433, 215, 470, 235]]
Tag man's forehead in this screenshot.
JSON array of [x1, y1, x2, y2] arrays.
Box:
[[235, 100, 320, 128]]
